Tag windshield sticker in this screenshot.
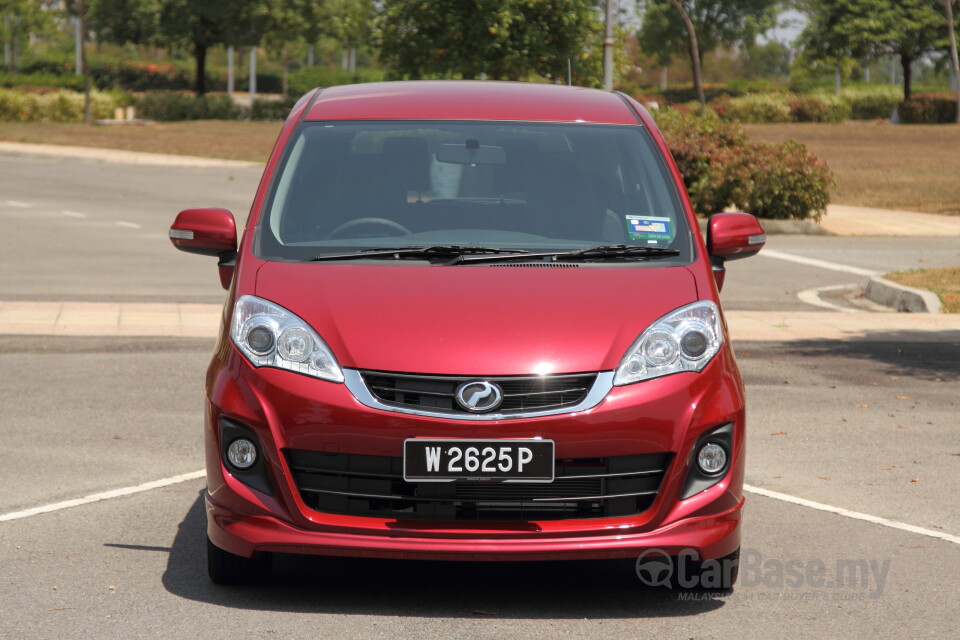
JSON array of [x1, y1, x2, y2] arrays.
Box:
[[626, 215, 674, 244]]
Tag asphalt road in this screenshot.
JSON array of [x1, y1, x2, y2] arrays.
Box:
[[1, 336, 957, 639], [1, 152, 958, 639]]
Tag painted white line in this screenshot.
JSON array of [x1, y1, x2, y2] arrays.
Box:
[[0, 469, 205, 523], [745, 484, 960, 546], [797, 284, 862, 313], [115, 221, 142, 229], [760, 249, 878, 277], [6, 200, 31, 208], [61, 210, 87, 218]]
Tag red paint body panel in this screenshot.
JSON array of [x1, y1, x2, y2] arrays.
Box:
[[175, 81, 762, 570], [304, 81, 639, 124], [255, 262, 698, 375]]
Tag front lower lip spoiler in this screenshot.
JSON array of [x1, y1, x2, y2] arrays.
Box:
[[342, 370, 616, 421]]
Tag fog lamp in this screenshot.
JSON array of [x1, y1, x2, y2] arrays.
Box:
[[697, 442, 727, 476], [227, 438, 258, 470]]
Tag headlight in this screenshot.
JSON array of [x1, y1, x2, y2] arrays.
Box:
[[230, 295, 344, 383], [614, 301, 722, 386]]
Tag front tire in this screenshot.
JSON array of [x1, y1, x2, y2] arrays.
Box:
[[207, 537, 272, 585]]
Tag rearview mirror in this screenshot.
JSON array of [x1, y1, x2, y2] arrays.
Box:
[[169, 208, 237, 290], [436, 142, 506, 165], [706, 212, 766, 291]]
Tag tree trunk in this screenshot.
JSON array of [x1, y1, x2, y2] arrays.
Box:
[[667, 0, 705, 113], [194, 42, 207, 96], [76, 0, 91, 123], [945, 0, 960, 123], [901, 54, 912, 101]]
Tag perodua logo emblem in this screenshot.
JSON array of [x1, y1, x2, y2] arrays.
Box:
[[455, 381, 504, 413]]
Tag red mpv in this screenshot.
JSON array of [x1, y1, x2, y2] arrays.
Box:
[[170, 81, 765, 586]]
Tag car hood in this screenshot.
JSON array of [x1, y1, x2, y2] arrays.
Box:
[[255, 262, 700, 376]]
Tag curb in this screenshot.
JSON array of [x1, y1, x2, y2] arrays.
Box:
[[863, 276, 942, 314]]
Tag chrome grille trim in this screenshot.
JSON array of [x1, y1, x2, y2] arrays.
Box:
[[343, 369, 614, 420]]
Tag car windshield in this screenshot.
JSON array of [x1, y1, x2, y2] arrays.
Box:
[[255, 120, 692, 264]]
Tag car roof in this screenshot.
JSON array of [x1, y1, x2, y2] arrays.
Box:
[[302, 81, 640, 125]]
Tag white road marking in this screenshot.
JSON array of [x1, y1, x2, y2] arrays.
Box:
[[6, 200, 31, 208], [760, 249, 879, 277], [115, 221, 142, 229], [61, 210, 87, 218], [0, 470, 205, 523], [745, 484, 960, 546], [796, 284, 863, 313]]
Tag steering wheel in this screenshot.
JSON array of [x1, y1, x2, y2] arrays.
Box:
[[324, 217, 412, 240]]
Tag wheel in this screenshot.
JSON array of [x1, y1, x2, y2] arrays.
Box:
[[207, 537, 272, 585], [324, 217, 412, 240]]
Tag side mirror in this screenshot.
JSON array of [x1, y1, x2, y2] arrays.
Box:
[[169, 208, 238, 290], [706, 212, 766, 291]]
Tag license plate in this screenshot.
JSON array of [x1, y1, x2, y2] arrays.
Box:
[[403, 439, 554, 482]]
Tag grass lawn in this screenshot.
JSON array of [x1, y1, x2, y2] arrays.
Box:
[[0, 120, 283, 163], [745, 122, 960, 215], [885, 267, 960, 313]]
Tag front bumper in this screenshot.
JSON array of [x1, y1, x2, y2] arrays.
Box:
[[204, 343, 747, 562]]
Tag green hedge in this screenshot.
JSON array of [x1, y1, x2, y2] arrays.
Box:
[[0, 88, 118, 121], [287, 66, 386, 96], [132, 92, 297, 121], [653, 108, 832, 221], [841, 86, 901, 120], [17, 55, 284, 94], [898, 93, 958, 124]]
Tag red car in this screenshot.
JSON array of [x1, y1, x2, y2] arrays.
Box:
[[170, 81, 764, 586]]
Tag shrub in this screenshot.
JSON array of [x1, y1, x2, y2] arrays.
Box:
[[288, 66, 386, 96], [653, 108, 748, 215], [0, 72, 85, 92], [732, 140, 833, 222], [898, 93, 958, 124], [720, 93, 792, 123], [0, 88, 116, 121], [249, 96, 298, 120], [842, 86, 901, 120], [134, 92, 240, 121], [0, 90, 41, 121], [653, 107, 833, 221], [788, 93, 850, 123]]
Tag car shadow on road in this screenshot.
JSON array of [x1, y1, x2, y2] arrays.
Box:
[[774, 335, 960, 382], [158, 492, 727, 618]]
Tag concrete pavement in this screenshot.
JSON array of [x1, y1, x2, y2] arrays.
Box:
[[2, 300, 959, 342]]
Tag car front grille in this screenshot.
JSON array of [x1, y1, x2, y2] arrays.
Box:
[[285, 450, 672, 521], [359, 371, 597, 415]]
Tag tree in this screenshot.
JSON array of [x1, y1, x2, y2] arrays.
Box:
[[2, 0, 59, 72], [380, 0, 602, 84], [88, 0, 273, 95], [323, 0, 375, 72], [944, 0, 960, 122], [261, 0, 325, 95], [636, 0, 777, 87], [665, 0, 705, 111], [799, 0, 947, 100]]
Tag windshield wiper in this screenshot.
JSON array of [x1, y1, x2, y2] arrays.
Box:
[[310, 245, 530, 262], [454, 244, 680, 264]]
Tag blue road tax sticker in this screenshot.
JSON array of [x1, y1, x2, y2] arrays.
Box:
[[626, 215, 674, 244]]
